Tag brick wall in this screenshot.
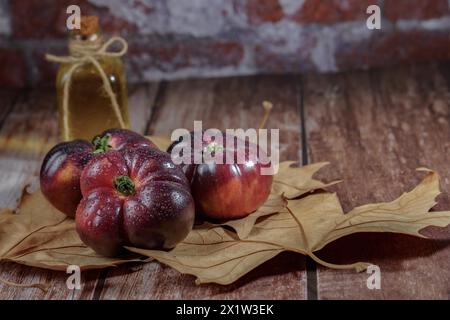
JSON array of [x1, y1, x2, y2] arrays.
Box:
[[0, 0, 449, 88]]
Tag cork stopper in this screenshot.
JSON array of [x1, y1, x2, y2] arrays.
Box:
[[79, 16, 99, 36]]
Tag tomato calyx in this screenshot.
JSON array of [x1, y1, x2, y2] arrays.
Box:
[[114, 175, 135, 196], [93, 134, 112, 154]]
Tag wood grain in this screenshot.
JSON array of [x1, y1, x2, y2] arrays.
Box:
[[127, 82, 160, 134], [0, 88, 95, 299], [148, 76, 302, 162], [0, 90, 58, 208], [0, 90, 20, 126], [303, 64, 450, 299], [99, 75, 307, 299]]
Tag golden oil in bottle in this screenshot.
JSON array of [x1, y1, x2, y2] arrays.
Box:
[[56, 16, 129, 141]]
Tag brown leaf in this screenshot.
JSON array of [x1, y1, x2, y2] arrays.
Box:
[[0, 190, 146, 271], [127, 226, 284, 285], [312, 168, 450, 251], [218, 161, 338, 238], [127, 169, 450, 284], [272, 161, 341, 199], [126, 192, 366, 285], [220, 194, 287, 239]]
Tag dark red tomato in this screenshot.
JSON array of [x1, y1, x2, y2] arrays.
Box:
[[93, 128, 157, 152], [168, 131, 273, 221], [40, 140, 94, 217], [40, 129, 157, 218], [76, 147, 195, 257]]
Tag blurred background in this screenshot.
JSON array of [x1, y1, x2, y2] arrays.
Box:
[[0, 0, 450, 88]]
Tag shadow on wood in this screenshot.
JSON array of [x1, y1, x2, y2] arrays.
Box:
[[315, 231, 450, 272]]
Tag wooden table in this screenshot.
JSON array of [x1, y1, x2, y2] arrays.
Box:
[[0, 63, 449, 300]]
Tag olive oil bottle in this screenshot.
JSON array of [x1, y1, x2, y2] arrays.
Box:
[[55, 16, 129, 141]]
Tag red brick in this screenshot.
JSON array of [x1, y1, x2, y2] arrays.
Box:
[[0, 48, 27, 88], [336, 30, 450, 71], [385, 0, 449, 21], [254, 48, 315, 73], [246, 0, 284, 25], [293, 0, 378, 23], [92, 7, 138, 36], [126, 40, 244, 76], [11, 0, 136, 38]]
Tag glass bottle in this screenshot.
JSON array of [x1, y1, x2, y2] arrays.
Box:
[[56, 16, 129, 141]]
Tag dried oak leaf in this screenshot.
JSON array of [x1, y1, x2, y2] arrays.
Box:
[[147, 135, 340, 239], [152, 132, 339, 239], [220, 162, 339, 238], [0, 190, 146, 271], [272, 161, 341, 199], [310, 168, 450, 252], [221, 194, 287, 239], [127, 169, 450, 285]]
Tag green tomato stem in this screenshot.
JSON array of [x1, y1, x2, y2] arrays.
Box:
[[114, 175, 135, 196], [93, 134, 112, 154]]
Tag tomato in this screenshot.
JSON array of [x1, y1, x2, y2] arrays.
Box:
[[168, 131, 273, 220], [40, 129, 157, 217], [76, 147, 195, 257]]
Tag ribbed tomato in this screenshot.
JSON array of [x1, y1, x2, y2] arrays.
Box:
[[76, 147, 195, 257], [168, 131, 273, 220]]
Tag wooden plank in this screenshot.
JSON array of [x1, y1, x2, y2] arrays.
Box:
[[0, 90, 58, 208], [0, 83, 159, 299], [0, 90, 19, 126], [148, 77, 301, 160], [303, 64, 450, 299], [99, 75, 307, 299], [128, 82, 160, 134], [0, 88, 91, 299]]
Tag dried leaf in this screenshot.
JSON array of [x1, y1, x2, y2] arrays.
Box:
[[0, 190, 146, 270], [220, 194, 287, 239], [127, 169, 450, 285], [218, 161, 338, 238], [127, 226, 284, 285], [272, 162, 341, 199], [126, 193, 365, 285], [312, 169, 450, 251]]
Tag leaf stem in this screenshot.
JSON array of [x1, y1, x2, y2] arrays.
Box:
[[285, 202, 372, 272], [0, 277, 50, 292], [258, 101, 273, 130], [307, 252, 371, 272]]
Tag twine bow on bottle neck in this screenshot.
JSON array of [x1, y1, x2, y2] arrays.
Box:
[[46, 36, 129, 141]]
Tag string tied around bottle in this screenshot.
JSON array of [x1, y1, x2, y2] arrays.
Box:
[[46, 36, 128, 141]]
